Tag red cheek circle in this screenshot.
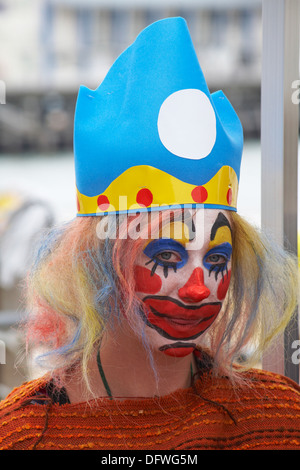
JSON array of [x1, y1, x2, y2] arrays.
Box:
[[217, 270, 231, 300], [134, 265, 162, 294]]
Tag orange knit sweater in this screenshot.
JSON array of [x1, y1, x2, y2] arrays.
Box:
[[0, 368, 300, 450]]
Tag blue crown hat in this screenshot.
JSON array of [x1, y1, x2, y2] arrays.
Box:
[[74, 17, 243, 216]]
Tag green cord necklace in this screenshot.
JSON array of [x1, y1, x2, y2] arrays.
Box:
[[96, 347, 194, 400], [96, 347, 113, 400]]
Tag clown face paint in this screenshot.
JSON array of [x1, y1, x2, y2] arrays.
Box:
[[134, 209, 232, 357]]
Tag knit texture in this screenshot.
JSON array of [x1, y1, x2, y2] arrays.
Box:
[[0, 368, 300, 450]]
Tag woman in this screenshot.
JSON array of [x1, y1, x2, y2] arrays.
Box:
[[0, 17, 299, 451]]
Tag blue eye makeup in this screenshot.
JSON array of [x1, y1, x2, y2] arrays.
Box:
[[203, 242, 232, 281], [143, 239, 188, 278]]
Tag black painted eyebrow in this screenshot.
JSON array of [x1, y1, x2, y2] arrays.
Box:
[[210, 212, 232, 241]]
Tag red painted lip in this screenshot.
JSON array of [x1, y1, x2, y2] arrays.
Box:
[[142, 296, 221, 340], [162, 346, 195, 357], [159, 342, 197, 357]]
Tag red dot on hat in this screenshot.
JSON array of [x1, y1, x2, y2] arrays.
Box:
[[97, 195, 110, 211], [227, 188, 232, 205], [136, 188, 153, 207], [191, 186, 208, 203]]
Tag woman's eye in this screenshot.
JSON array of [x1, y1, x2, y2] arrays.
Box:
[[159, 252, 172, 261], [143, 239, 189, 278], [156, 251, 181, 263], [145, 251, 183, 278], [206, 254, 226, 264], [203, 243, 232, 281]]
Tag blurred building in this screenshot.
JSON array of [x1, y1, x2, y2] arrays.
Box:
[[0, 0, 262, 152]]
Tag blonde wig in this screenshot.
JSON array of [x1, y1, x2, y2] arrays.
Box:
[[23, 209, 299, 389]]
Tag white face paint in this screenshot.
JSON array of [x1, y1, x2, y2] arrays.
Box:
[[133, 209, 233, 357]]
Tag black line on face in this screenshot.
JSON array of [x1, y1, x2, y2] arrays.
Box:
[[210, 212, 232, 241], [139, 307, 211, 340], [139, 296, 222, 341], [159, 342, 197, 352], [143, 295, 221, 310]]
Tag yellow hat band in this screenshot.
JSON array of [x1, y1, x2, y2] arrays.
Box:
[[76, 165, 238, 216]]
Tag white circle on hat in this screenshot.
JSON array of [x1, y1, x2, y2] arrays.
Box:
[[157, 89, 216, 159]]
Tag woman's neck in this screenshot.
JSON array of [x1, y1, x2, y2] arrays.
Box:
[[65, 326, 197, 403]]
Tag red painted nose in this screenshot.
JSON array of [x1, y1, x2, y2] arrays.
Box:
[[178, 267, 210, 303]]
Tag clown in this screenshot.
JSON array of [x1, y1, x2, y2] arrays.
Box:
[[134, 210, 233, 358], [0, 18, 299, 450]]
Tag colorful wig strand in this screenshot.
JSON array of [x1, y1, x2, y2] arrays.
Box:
[[23, 210, 299, 390]]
